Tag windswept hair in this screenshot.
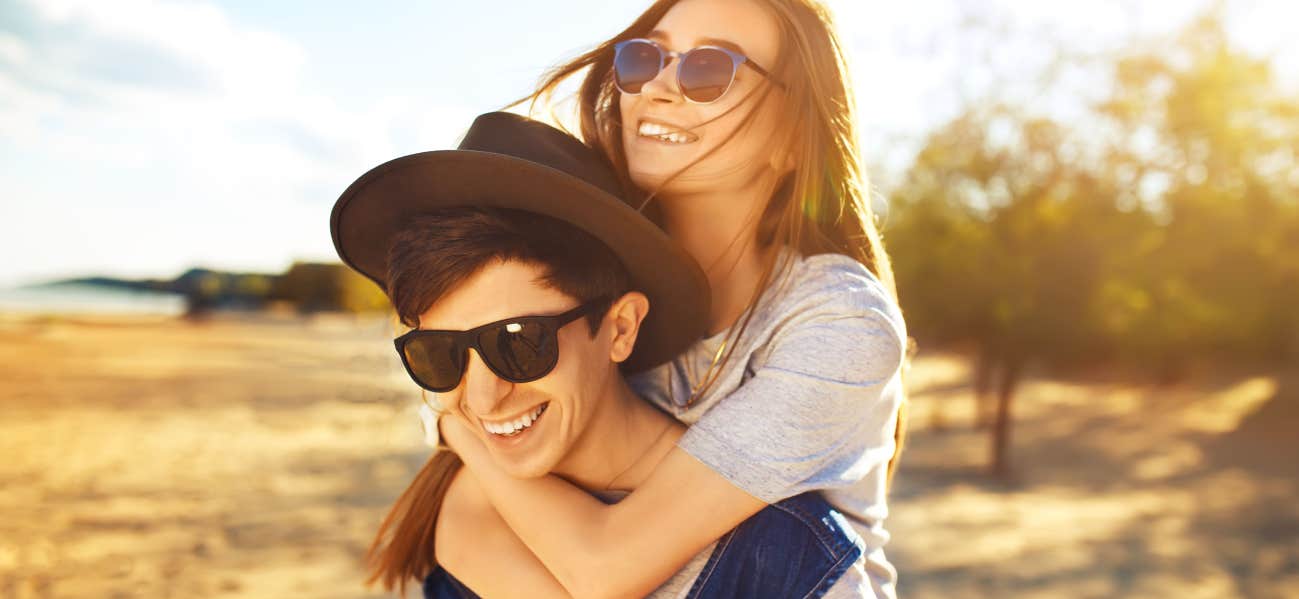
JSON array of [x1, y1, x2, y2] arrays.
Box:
[[516, 0, 910, 485]]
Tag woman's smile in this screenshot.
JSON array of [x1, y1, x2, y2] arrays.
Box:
[[636, 118, 700, 144]]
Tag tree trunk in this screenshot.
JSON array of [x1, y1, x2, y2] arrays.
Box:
[[990, 359, 1023, 479], [973, 347, 995, 429]]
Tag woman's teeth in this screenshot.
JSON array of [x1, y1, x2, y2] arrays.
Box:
[[638, 121, 696, 144], [482, 403, 548, 437]]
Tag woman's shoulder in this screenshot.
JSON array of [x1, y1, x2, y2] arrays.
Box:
[[768, 251, 906, 340], [727, 251, 906, 386]]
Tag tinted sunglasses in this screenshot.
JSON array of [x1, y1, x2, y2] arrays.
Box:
[[394, 298, 610, 393], [613, 38, 779, 104]]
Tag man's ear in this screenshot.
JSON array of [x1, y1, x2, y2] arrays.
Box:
[[606, 291, 650, 364]]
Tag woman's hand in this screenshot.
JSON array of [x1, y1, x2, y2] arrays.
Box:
[[439, 407, 490, 464]]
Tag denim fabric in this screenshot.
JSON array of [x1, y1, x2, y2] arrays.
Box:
[[422, 492, 862, 599], [685, 492, 863, 599]]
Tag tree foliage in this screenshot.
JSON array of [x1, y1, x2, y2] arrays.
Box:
[[891, 12, 1298, 371], [885, 12, 1299, 475]]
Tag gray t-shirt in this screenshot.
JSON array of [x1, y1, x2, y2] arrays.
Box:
[[629, 248, 907, 599]]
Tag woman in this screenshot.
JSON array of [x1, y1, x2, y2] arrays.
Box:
[[439, 0, 909, 597]]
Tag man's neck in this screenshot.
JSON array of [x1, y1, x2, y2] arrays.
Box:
[[549, 374, 682, 494]]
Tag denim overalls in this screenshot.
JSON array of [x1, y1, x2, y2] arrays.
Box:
[[423, 491, 864, 598]]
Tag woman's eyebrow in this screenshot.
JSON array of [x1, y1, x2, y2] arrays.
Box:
[[647, 30, 748, 56], [647, 29, 672, 46], [695, 37, 747, 55]]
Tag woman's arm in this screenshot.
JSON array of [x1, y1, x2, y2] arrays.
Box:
[[441, 415, 766, 599], [435, 467, 573, 598]]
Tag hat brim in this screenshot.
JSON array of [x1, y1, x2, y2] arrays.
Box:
[[331, 149, 709, 373]]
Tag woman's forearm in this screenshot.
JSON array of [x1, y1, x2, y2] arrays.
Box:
[[435, 467, 578, 599], [463, 462, 642, 598], [442, 414, 750, 598]]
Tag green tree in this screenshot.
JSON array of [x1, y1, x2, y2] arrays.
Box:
[[887, 9, 1299, 478]]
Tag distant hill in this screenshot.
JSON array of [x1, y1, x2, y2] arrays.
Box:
[[33, 263, 388, 316]]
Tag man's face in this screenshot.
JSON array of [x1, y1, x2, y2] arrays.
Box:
[[417, 259, 617, 478]]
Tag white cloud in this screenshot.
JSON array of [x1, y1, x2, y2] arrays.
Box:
[[27, 0, 304, 95], [0, 0, 477, 286]]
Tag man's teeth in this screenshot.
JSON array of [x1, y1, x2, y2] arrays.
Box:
[[483, 403, 548, 437], [638, 121, 695, 144]]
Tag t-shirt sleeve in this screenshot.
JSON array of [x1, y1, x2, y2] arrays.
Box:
[[677, 276, 906, 504]]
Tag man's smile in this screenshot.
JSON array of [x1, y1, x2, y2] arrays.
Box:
[[480, 402, 549, 437]]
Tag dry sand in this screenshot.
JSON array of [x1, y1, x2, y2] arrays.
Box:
[[1, 313, 422, 598], [1, 314, 1296, 598], [891, 354, 1299, 599]]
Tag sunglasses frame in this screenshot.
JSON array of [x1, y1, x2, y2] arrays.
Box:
[[613, 37, 780, 104], [393, 298, 610, 393]]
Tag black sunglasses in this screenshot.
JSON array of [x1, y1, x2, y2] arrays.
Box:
[[394, 298, 610, 393], [613, 38, 780, 104]]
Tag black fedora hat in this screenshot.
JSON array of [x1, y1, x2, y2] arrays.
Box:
[[330, 111, 709, 373]]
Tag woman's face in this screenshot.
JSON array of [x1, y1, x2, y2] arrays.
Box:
[[619, 0, 789, 196]]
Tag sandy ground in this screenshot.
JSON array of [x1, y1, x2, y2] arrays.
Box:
[[1, 314, 1296, 598], [890, 354, 1299, 599]]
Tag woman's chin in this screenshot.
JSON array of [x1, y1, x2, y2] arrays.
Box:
[[625, 144, 701, 186], [627, 162, 709, 195], [627, 168, 669, 192]]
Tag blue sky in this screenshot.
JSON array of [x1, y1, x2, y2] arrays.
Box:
[[1, 0, 1294, 287]]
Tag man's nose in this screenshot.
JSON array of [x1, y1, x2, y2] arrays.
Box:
[[460, 348, 512, 417]]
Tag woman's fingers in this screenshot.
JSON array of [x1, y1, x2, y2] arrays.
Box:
[[440, 409, 487, 460]]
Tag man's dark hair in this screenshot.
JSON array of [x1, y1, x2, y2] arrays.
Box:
[[385, 206, 632, 334]]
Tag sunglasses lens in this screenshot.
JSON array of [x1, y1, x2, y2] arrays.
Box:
[[680, 48, 735, 103], [479, 320, 555, 382], [402, 334, 463, 391], [614, 40, 662, 93]]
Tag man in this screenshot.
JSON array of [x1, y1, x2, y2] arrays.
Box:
[[332, 112, 864, 597]]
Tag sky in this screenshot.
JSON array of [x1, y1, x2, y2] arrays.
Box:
[[1, 0, 1295, 287]]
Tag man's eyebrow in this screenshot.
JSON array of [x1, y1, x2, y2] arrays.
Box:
[[647, 30, 748, 55]]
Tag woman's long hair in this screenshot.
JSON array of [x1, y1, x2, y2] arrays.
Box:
[[365, 449, 462, 596], [519, 0, 911, 485]]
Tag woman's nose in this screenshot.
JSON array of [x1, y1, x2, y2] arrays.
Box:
[[460, 349, 512, 418], [639, 55, 683, 104]]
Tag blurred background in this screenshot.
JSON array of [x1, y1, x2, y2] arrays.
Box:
[[1, 0, 1296, 597]]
